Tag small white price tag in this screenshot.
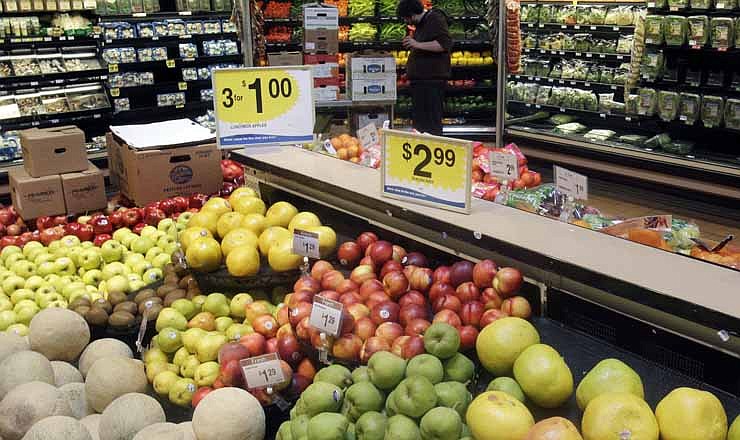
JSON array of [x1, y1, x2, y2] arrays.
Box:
[[489, 151, 519, 181], [240, 353, 285, 389], [309, 296, 343, 336], [357, 123, 379, 149], [554, 165, 588, 200], [293, 229, 320, 259]]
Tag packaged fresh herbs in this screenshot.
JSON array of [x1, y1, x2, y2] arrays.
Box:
[[638, 87, 658, 116], [725, 98, 740, 129], [657, 90, 679, 121], [678, 93, 701, 124], [710, 17, 734, 49], [701, 95, 724, 127], [664, 16, 686, 46], [645, 15, 665, 45], [687, 16, 709, 46]]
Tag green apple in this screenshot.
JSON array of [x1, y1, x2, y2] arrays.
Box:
[[53, 257, 76, 276], [407, 354, 444, 385], [195, 332, 228, 362], [38, 292, 65, 309], [203, 293, 230, 318], [423, 323, 460, 360], [149, 231, 166, 243], [434, 382, 472, 418], [214, 316, 233, 333], [393, 376, 437, 418], [153, 370, 180, 396], [144, 347, 169, 365], [78, 249, 103, 271], [37, 261, 57, 277], [368, 351, 407, 391], [120, 233, 138, 249], [68, 289, 92, 304], [151, 253, 172, 269], [342, 382, 385, 422], [1, 245, 22, 263], [0, 297, 12, 312], [194, 361, 219, 387], [356, 411, 387, 440], [6, 323, 28, 336], [158, 218, 175, 232], [192, 295, 207, 311], [177, 211, 194, 225], [47, 240, 62, 252], [112, 228, 133, 243], [443, 353, 475, 383], [34, 284, 56, 297], [22, 243, 45, 261], [42, 274, 59, 288], [172, 299, 197, 320], [24, 275, 44, 291], [102, 262, 128, 280], [60, 235, 81, 248], [10, 288, 35, 304], [15, 303, 39, 325], [125, 253, 146, 266], [4, 253, 24, 268], [229, 293, 253, 319], [131, 260, 153, 276], [385, 415, 421, 440], [156, 307, 188, 332], [0, 270, 13, 283], [180, 355, 200, 378], [82, 269, 104, 286], [0, 310, 16, 330], [10, 260, 36, 279], [173, 346, 190, 366], [80, 241, 95, 248], [157, 235, 178, 252], [129, 279, 146, 292], [105, 275, 129, 294], [225, 323, 253, 341], [157, 327, 183, 353], [143, 268, 163, 284], [33, 253, 54, 266], [62, 281, 86, 299], [139, 225, 157, 239], [419, 406, 462, 440], [168, 377, 196, 407], [101, 240, 124, 263], [146, 247, 165, 262]]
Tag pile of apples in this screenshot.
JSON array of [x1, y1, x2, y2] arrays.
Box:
[[180, 188, 337, 277], [285, 231, 531, 365], [219, 159, 246, 197], [471, 143, 543, 202]]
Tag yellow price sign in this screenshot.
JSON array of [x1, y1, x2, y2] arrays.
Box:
[[381, 129, 472, 213], [108, 63, 118, 73], [213, 67, 314, 147]]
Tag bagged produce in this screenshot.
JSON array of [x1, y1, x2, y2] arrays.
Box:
[[435, 0, 465, 15], [523, 33, 537, 49], [666, 219, 700, 253], [645, 133, 672, 148], [657, 90, 679, 121], [715, 0, 737, 10], [506, 184, 556, 212], [678, 93, 701, 124], [663, 140, 694, 155], [556, 6, 577, 25], [710, 17, 734, 49], [587, 65, 601, 82], [600, 67, 615, 84], [689, 0, 711, 9], [625, 94, 639, 114], [638, 87, 657, 116], [724, 98, 740, 130], [645, 15, 664, 44], [617, 34, 633, 53], [536, 59, 550, 77], [701, 95, 724, 127], [584, 129, 616, 141], [547, 87, 567, 106], [706, 70, 725, 87], [554, 122, 587, 134], [536, 86, 551, 104], [664, 16, 686, 46], [549, 114, 577, 124], [688, 16, 709, 46], [539, 5, 555, 23], [605, 6, 635, 26], [550, 61, 563, 78], [573, 34, 592, 52], [521, 4, 538, 23], [667, 0, 688, 9], [640, 51, 665, 80], [618, 134, 648, 145]]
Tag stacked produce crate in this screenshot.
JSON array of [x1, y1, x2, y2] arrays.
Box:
[[303, 4, 341, 101]]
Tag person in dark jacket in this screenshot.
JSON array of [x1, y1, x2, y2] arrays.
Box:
[[397, 0, 452, 136]]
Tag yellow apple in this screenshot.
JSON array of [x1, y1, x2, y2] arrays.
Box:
[[226, 246, 260, 277], [185, 237, 223, 272], [220, 229, 259, 257], [264, 201, 298, 229], [232, 196, 267, 216], [288, 212, 322, 232], [216, 212, 245, 238], [258, 226, 292, 256], [187, 212, 220, 236]]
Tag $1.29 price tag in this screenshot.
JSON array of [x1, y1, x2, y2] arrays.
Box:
[[292, 229, 320, 259], [489, 151, 519, 181], [309, 295, 343, 337], [240, 353, 285, 390], [554, 165, 588, 200]]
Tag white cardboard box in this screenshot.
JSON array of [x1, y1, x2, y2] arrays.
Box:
[[349, 78, 396, 101], [303, 6, 339, 29], [348, 56, 396, 80]]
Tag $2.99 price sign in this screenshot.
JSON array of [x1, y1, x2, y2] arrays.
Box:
[[309, 295, 343, 337], [239, 353, 285, 390], [381, 129, 472, 213], [212, 67, 314, 147]]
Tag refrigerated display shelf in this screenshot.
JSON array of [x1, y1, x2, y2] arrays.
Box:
[[0, 107, 110, 131], [521, 22, 635, 32], [104, 53, 241, 71], [509, 100, 634, 120], [523, 48, 630, 60], [509, 74, 623, 91], [99, 10, 232, 20], [0, 69, 109, 91], [100, 32, 238, 46], [0, 35, 99, 48]]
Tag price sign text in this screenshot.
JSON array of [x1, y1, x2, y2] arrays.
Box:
[[309, 296, 343, 336], [240, 353, 285, 389]]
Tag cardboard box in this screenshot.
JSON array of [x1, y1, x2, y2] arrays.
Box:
[[304, 54, 339, 78], [9, 166, 66, 219], [20, 126, 88, 177], [348, 53, 396, 80], [304, 29, 339, 53], [355, 112, 390, 129], [61, 162, 107, 214], [107, 134, 221, 206], [267, 52, 304, 66], [314, 77, 341, 87], [303, 5, 338, 29], [349, 77, 397, 101], [313, 85, 340, 102]]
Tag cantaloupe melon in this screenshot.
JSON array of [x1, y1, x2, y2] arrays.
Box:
[[80, 414, 101, 440], [0, 350, 54, 399], [179, 422, 196, 440], [21, 416, 92, 440], [29, 308, 90, 362], [52, 361, 83, 386], [192, 388, 265, 440], [78, 339, 133, 378], [0, 332, 29, 363], [98, 393, 165, 440], [60, 383, 94, 419], [0, 381, 73, 440], [85, 357, 147, 413], [132, 423, 182, 440]]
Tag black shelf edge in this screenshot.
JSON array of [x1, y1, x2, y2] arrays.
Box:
[[646, 6, 740, 14], [98, 10, 232, 21], [104, 53, 242, 71], [523, 47, 631, 60], [0, 108, 112, 131], [100, 32, 238, 46], [508, 99, 636, 121], [0, 8, 96, 15], [521, 22, 636, 32], [108, 78, 211, 97], [0, 35, 99, 48], [645, 42, 738, 53], [509, 74, 624, 90], [0, 69, 109, 90]]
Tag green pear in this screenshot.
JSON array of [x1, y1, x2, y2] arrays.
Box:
[[341, 381, 385, 422], [229, 293, 253, 319], [299, 381, 343, 417], [195, 332, 227, 362], [225, 323, 253, 341], [182, 328, 207, 353], [307, 413, 349, 440], [355, 411, 387, 440], [419, 407, 461, 440], [203, 293, 230, 317], [168, 378, 196, 407], [172, 298, 198, 320], [434, 382, 472, 419], [180, 355, 200, 378], [215, 316, 234, 333], [156, 307, 188, 332], [351, 366, 371, 384], [157, 327, 183, 353], [291, 415, 310, 440], [443, 353, 475, 383], [385, 415, 421, 440], [173, 346, 191, 366], [407, 354, 444, 384], [315, 364, 353, 390]]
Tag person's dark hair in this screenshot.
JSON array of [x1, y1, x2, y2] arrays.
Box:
[[397, 0, 423, 18]]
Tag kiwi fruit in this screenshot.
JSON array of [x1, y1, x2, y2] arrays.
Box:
[[92, 298, 112, 314], [164, 274, 180, 285], [108, 311, 136, 327], [74, 305, 91, 317], [138, 297, 163, 315], [156, 284, 177, 298], [186, 287, 202, 299], [114, 301, 138, 315], [134, 289, 156, 303], [164, 290, 186, 307], [108, 290, 128, 306], [177, 275, 195, 289], [85, 307, 109, 326], [69, 298, 91, 310]]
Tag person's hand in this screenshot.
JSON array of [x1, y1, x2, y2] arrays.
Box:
[[402, 36, 417, 49]]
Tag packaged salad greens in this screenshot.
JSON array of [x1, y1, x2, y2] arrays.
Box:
[[678, 93, 700, 124], [605, 6, 635, 26], [663, 140, 694, 155], [587, 66, 601, 82], [554, 122, 587, 134], [689, 0, 711, 9], [667, 0, 688, 9], [539, 5, 555, 24], [664, 16, 686, 46], [536, 86, 551, 104], [556, 6, 577, 25], [657, 90, 679, 121], [618, 134, 648, 145], [710, 17, 734, 49], [701, 95, 724, 127], [638, 88, 658, 116], [521, 5, 538, 23], [617, 34, 633, 53], [725, 99, 740, 129], [584, 129, 616, 141], [625, 94, 640, 114], [645, 15, 664, 44], [549, 114, 576, 125], [715, 0, 737, 10], [688, 16, 709, 46], [641, 51, 665, 80]]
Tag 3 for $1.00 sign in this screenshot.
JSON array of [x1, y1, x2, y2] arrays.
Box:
[[213, 67, 314, 147], [381, 129, 472, 213]]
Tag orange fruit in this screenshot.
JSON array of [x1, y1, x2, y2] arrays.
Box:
[[337, 148, 349, 160], [348, 145, 360, 158], [330, 138, 342, 149]]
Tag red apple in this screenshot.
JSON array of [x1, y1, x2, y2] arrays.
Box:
[[332, 333, 363, 362], [158, 198, 177, 215], [433, 266, 451, 284], [405, 318, 431, 336], [191, 387, 213, 408], [370, 301, 400, 325], [78, 224, 95, 242], [429, 282, 455, 305], [317, 290, 340, 302], [143, 207, 166, 226], [338, 241, 363, 267], [375, 322, 403, 343], [399, 304, 429, 327], [359, 279, 384, 300], [403, 252, 428, 267], [365, 291, 391, 310], [297, 358, 317, 381], [253, 315, 278, 338], [433, 309, 462, 328], [219, 359, 244, 387], [336, 279, 359, 295], [460, 301, 485, 327], [189, 193, 209, 209], [501, 296, 532, 318], [39, 226, 64, 246], [369, 240, 393, 265], [480, 309, 509, 328], [409, 267, 433, 292], [347, 303, 370, 322], [360, 336, 391, 364], [172, 196, 189, 212], [493, 267, 523, 297], [392, 335, 425, 359], [433, 294, 462, 314], [458, 325, 479, 351], [455, 282, 480, 303], [6, 224, 20, 237], [294, 276, 321, 294], [133, 223, 146, 235], [295, 317, 312, 341], [35, 216, 53, 231], [382, 271, 409, 300], [481, 287, 503, 310], [0, 208, 17, 226], [311, 260, 334, 281], [339, 291, 362, 308], [341, 310, 356, 335], [350, 265, 376, 285], [276, 306, 290, 326], [449, 261, 475, 287], [0, 236, 17, 248], [392, 245, 407, 263], [218, 342, 251, 365], [380, 260, 404, 279], [473, 259, 498, 289], [288, 290, 314, 307], [398, 291, 426, 308], [354, 317, 377, 340], [93, 234, 112, 247], [356, 232, 378, 252], [239, 333, 266, 356], [121, 208, 142, 227], [90, 215, 113, 235], [17, 233, 33, 247], [321, 270, 345, 290], [265, 337, 279, 354], [278, 334, 304, 367]]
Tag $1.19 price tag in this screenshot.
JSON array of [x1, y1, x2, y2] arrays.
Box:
[[489, 151, 519, 181], [554, 165, 588, 200], [292, 229, 320, 259], [240, 353, 285, 390], [309, 296, 343, 336]]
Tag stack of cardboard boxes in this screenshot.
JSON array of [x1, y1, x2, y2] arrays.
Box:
[[303, 4, 341, 101], [347, 52, 397, 102], [10, 126, 106, 220]]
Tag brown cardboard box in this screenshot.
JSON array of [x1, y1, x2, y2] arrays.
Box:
[[107, 133, 221, 206], [304, 29, 339, 53], [20, 126, 88, 177], [61, 162, 107, 214], [267, 52, 304, 66], [9, 166, 66, 219]]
